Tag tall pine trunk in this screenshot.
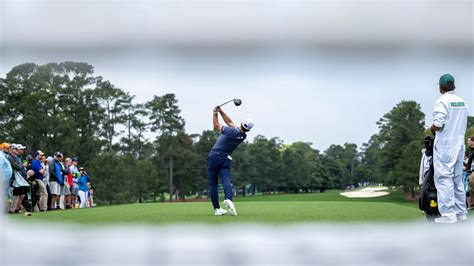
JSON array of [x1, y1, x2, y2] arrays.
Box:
[[169, 156, 173, 202]]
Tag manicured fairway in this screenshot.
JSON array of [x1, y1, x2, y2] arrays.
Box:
[[8, 189, 426, 225]]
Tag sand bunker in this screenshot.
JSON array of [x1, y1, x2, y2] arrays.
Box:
[[340, 187, 390, 198]]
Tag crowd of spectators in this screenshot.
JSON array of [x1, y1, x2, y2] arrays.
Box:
[[0, 142, 94, 214], [464, 136, 474, 210]]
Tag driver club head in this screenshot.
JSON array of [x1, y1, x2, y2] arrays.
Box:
[[233, 99, 242, 106]]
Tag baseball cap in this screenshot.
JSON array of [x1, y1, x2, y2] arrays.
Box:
[[72, 157, 78, 162], [439, 74, 455, 86], [54, 151, 63, 157], [79, 167, 85, 171], [0, 142, 10, 149], [34, 150, 45, 157], [242, 118, 254, 131], [16, 144, 26, 150]]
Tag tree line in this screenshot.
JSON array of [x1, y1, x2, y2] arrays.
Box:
[[1, 62, 473, 204]]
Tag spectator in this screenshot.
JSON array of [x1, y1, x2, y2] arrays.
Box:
[[466, 136, 474, 210], [31, 150, 48, 211], [77, 167, 90, 208], [1, 143, 13, 213], [57, 153, 69, 209], [7, 144, 29, 213], [44, 156, 53, 210], [48, 152, 63, 210], [87, 182, 95, 207], [25, 155, 34, 171], [69, 158, 79, 208], [63, 158, 74, 209], [25, 169, 37, 215]]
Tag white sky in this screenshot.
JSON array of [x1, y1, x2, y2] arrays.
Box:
[[1, 0, 473, 151]]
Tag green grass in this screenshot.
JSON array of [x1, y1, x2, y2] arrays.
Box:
[[7, 189, 428, 225]]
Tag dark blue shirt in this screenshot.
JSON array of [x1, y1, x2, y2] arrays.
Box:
[[211, 126, 246, 155], [31, 159, 44, 180], [55, 161, 63, 185]]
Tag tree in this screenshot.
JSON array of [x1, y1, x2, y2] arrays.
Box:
[[120, 103, 150, 158], [375, 101, 425, 186], [465, 116, 474, 145], [246, 136, 283, 194], [360, 135, 383, 185], [231, 142, 251, 195], [88, 153, 137, 205], [0, 62, 105, 163], [323, 144, 349, 189], [394, 140, 423, 198], [147, 93, 185, 201], [283, 142, 321, 192], [169, 132, 202, 200], [134, 158, 160, 203], [147, 94, 185, 136], [467, 116, 474, 129], [96, 79, 133, 152]]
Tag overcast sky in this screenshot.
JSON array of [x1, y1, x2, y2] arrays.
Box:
[[1, 0, 473, 151]]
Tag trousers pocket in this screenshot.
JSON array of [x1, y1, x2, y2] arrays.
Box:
[[435, 146, 457, 164]]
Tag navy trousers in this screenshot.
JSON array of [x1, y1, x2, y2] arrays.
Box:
[[207, 153, 233, 209]]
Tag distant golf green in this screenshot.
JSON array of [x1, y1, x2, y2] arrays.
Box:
[[8, 189, 426, 225]]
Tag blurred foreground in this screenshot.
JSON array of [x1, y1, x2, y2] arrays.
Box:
[[1, 217, 472, 266]]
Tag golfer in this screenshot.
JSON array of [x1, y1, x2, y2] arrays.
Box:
[[430, 74, 468, 223], [207, 106, 253, 216]]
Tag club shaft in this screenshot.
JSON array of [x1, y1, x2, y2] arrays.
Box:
[[218, 99, 234, 107]]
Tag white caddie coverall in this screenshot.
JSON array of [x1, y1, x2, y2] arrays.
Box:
[[432, 91, 468, 218]]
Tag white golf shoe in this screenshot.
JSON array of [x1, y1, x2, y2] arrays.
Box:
[[434, 216, 457, 224], [223, 199, 237, 216], [214, 208, 228, 216]]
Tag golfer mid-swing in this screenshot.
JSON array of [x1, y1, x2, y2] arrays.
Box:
[[208, 106, 253, 216]]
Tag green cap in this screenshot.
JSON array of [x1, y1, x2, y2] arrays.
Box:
[[439, 74, 455, 86]]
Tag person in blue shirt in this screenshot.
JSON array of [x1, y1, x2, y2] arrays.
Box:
[[31, 150, 48, 211], [77, 167, 91, 208], [207, 106, 254, 216], [48, 152, 64, 210]]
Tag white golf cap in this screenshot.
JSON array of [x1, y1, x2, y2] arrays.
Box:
[[242, 118, 254, 131], [17, 144, 26, 149], [11, 144, 25, 149]]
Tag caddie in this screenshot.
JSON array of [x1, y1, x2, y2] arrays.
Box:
[[430, 73, 468, 223]]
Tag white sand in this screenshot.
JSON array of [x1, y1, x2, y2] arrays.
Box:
[[340, 186, 390, 198]]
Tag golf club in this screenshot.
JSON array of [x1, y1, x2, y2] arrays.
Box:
[[218, 98, 242, 107]]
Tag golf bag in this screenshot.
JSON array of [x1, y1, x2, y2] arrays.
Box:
[[22, 179, 40, 212], [418, 136, 440, 218]]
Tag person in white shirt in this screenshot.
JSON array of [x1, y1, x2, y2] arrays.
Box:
[[430, 73, 469, 223]]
